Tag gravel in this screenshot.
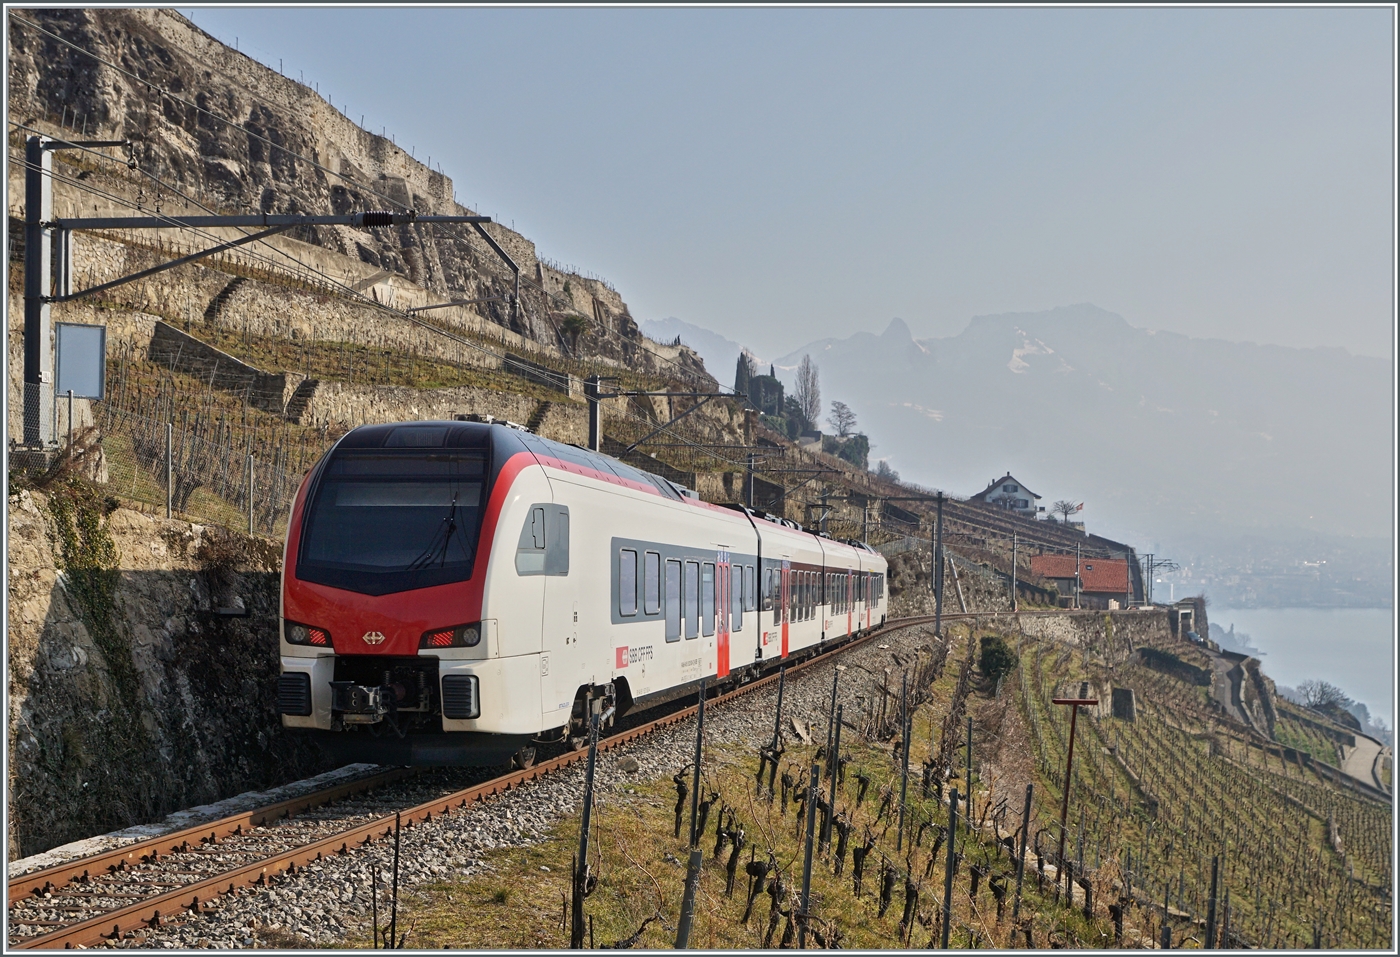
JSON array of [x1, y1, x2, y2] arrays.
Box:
[[66, 626, 943, 949]]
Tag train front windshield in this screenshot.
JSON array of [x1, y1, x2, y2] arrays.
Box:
[[297, 450, 488, 595]]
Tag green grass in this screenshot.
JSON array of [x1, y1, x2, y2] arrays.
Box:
[[375, 627, 1136, 950]]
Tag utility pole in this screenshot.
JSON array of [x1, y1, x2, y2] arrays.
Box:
[[585, 374, 602, 451], [1011, 531, 1019, 613], [1075, 543, 1082, 609], [746, 452, 755, 510], [22, 139, 493, 453], [934, 491, 945, 635], [23, 136, 53, 447], [1051, 697, 1098, 879], [675, 681, 708, 949], [23, 136, 125, 447]]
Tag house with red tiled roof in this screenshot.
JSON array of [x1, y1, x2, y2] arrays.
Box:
[[967, 472, 1043, 518], [1029, 554, 1133, 609]]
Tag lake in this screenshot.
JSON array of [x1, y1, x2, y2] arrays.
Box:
[[1212, 607, 1394, 721]]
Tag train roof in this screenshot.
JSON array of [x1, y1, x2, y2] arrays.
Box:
[[336, 422, 884, 564]]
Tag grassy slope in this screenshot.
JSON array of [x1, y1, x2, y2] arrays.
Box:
[[367, 623, 1391, 951]]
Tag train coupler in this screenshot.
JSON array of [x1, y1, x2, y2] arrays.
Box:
[[330, 681, 390, 724]]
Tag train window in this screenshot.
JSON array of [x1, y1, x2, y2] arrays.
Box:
[[299, 450, 487, 595], [744, 566, 755, 612], [685, 561, 700, 639], [619, 549, 638, 617], [701, 563, 715, 637], [788, 573, 798, 622], [644, 552, 661, 615], [731, 565, 743, 632], [665, 560, 681, 641], [516, 504, 570, 576], [772, 569, 782, 625]]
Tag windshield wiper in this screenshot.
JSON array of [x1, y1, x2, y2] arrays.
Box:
[[406, 490, 471, 571]]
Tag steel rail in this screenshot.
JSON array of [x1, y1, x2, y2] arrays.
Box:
[[6, 768, 415, 905], [9, 610, 1064, 949]]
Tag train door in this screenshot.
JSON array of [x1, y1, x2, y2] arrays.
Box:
[[865, 572, 873, 631], [716, 551, 731, 679], [539, 507, 587, 729], [542, 585, 582, 724], [846, 569, 854, 637], [780, 560, 791, 658]]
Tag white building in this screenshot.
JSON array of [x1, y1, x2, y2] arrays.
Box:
[[967, 472, 1043, 518]]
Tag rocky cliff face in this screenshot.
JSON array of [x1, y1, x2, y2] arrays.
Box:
[[6, 481, 329, 859], [8, 8, 709, 379]]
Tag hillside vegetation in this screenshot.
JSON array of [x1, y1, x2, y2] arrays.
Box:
[[385, 621, 1390, 950]]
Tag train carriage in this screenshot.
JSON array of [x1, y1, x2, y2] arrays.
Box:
[[277, 420, 887, 765]]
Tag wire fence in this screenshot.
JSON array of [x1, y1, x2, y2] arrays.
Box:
[[85, 348, 339, 539], [93, 404, 324, 537]]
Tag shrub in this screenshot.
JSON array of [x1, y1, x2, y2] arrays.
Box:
[[979, 634, 1018, 681]]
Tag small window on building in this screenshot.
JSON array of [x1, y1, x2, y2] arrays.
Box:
[[644, 551, 661, 615], [619, 549, 638, 616]]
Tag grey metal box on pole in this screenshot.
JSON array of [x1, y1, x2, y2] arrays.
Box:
[[55, 322, 106, 399]]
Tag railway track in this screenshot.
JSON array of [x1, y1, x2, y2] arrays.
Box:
[[6, 609, 1067, 949]]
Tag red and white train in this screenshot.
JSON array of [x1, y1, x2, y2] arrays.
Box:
[[277, 419, 887, 766]]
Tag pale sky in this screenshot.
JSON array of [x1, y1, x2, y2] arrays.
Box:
[[183, 6, 1395, 359]]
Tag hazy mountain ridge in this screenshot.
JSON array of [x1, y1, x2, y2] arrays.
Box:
[[638, 317, 759, 382], [758, 304, 1392, 552]]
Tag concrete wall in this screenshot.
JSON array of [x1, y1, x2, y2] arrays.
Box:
[[292, 380, 588, 446]]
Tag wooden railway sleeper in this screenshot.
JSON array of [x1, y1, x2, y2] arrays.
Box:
[[12, 618, 926, 951]]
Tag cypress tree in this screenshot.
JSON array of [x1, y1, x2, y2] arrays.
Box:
[[734, 352, 752, 397]]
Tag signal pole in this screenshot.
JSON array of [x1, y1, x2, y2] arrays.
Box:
[[933, 491, 945, 635], [1051, 697, 1098, 878], [1075, 543, 1081, 609], [1011, 531, 1019, 613]]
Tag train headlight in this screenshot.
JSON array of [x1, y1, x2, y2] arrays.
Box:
[[285, 620, 331, 646], [420, 623, 481, 649]]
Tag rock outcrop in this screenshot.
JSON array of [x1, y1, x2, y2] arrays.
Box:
[[7, 8, 712, 382], [6, 483, 329, 859]]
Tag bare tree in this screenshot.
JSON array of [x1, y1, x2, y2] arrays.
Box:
[[828, 400, 857, 437], [1052, 500, 1079, 523], [874, 460, 900, 483], [1298, 679, 1349, 711], [794, 355, 821, 427]]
